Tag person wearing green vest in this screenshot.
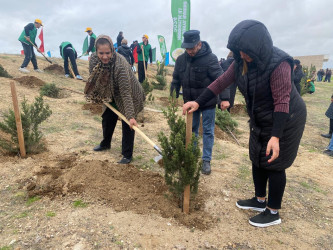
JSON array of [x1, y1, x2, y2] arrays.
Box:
[[59, 42, 83, 80], [136, 34, 152, 83], [18, 19, 43, 73], [84, 27, 97, 55]]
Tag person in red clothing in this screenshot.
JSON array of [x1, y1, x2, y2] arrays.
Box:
[[183, 20, 307, 228]]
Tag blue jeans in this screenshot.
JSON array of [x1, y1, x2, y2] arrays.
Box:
[[192, 108, 215, 161], [328, 134, 333, 150], [20, 42, 38, 69]]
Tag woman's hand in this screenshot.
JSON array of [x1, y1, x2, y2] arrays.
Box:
[[266, 136, 280, 163], [182, 101, 199, 115], [129, 118, 138, 129], [220, 101, 230, 110]]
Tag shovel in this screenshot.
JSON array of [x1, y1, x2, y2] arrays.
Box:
[[24, 36, 53, 64], [103, 103, 163, 162]]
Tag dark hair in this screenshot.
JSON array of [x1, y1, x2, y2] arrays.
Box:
[[294, 59, 301, 66], [96, 38, 111, 50]]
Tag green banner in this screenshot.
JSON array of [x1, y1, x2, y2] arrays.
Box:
[[82, 36, 88, 55], [157, 35, 167, 58], [170, 0, 190, 62], [152, 47, 156, 62]]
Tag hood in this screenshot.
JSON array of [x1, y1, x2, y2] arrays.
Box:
[[186, 41, 212, 59], [95, 35, 115, 54], [227, 20, 273, 72], [120, 45, 131, 51]]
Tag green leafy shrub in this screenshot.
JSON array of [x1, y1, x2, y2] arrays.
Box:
[[40, 83, 60, 98], [0, 64, 12, 78], [0, 95, 52, 154], [152, 75, 167, 90], [142, 79, 153, 95], [215, 108, 238, 132], [158, 94, 201, 205]]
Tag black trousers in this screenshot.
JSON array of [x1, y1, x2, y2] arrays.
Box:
[[100, 108, 135, 159], [252, 165, 286, 209], [227, 83, 237, 112], [63, 49, 79, 76], [138, 61, 147, 83], [329, 119, 333, 134], [21, 42, 38, 69]]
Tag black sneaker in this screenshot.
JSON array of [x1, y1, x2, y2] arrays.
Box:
[[201, 161, 211, 175], [321, 133, 332, 139], [118, 157, 132, 164], [249, 209, 281, 227], [236, 197, 266, 212]]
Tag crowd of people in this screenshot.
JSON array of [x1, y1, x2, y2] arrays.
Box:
[[16, 18, 332, 228]]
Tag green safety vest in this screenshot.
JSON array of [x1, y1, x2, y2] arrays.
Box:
[[60, 42, 76, 59], [18, 24, 37, 45], [137, 42, 151, 62]]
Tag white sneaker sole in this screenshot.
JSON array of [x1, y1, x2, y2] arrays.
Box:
[[249, 218, 281, 227], [236, 202, 266, 212]]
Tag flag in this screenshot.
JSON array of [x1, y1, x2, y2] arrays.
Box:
[[165, 52, 169, 66], [38, 27, 44, 52], [114, 43, 118, 52], [21, 50, 24, 55], [170, 0, 190, 62], [152, 47, 156, 62], [82, 36, 88, 55], [157, 35, 167, 58], [47, 51, 51, 57]]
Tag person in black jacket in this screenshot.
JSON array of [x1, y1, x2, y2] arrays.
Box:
[[171, 30, 230, 175], [221, 51, 235, 112], [117, 39, 134, 66], [183, 20, 306, 227], [293, 59, 304, 94], [117, 31, 124, 49]]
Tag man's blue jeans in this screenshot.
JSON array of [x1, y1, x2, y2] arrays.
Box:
[[328, 134, 333, 150], [192, 108, 215, 161], [21, 42, 38, 69]]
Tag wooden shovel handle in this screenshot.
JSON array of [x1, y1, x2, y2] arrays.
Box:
[[103, 103, 160, 152], [24, 36, 52, 64]]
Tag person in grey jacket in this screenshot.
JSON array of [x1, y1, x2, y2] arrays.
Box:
[[170, 30, 230, 175]]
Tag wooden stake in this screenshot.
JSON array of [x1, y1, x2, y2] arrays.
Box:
[[10, 81, 26, 158], [183, 112, 193, 214]]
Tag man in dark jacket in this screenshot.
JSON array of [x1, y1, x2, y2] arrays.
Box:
[[117, 39, 134, 66], [171, 30, 230, 175], [117, 31, 124, 48], [221, 51, 235, 112], [84, 27, 96, 55], [18, 19, 43, 73], [293, 59, 304, 94]]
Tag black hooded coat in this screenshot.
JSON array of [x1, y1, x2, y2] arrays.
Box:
[[227, 20, 307, 171]]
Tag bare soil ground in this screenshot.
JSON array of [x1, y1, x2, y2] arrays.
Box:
[[0, 54, 332, 249]]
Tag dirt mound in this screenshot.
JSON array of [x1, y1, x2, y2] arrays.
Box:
[[26, 155, 215, 230], [230, 104, 247, 116], [14, 76, 45, 88], [82, 103, 102, 115], [44, 64, 64, 74]]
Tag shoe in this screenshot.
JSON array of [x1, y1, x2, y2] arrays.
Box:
[[201, 160, 211, 175], [65, 74, 69, 78], [249, 208, 281, 227], [76, 75, 83, 80], [34, 68, 43, 73], [118, 157, 132, 164], [19, 67, 30, 73], [236, 197, 266, 212], [321, 133, 332, 139], [93, 145, 110, 151], [323, 149, 333, 157]]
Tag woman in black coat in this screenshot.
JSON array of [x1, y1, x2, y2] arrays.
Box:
[[183, 20, 307, 227]]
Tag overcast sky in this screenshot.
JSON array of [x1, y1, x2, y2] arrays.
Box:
[[1, 0, 333, 67]]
